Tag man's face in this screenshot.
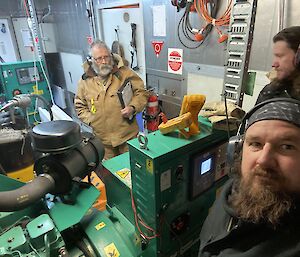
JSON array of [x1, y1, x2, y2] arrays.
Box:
[[272, 41, 296, 81], [242, 120, 300, 195], [230, 120, 300, 226], [91, 47, 113, 77]]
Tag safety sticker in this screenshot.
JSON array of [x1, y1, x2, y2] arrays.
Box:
[[104, 243, 120, 257], [32, 85, 44, 95], [146, 159, 153, 173], [95, 222, 106, 231], [116, 168, 130, 179]]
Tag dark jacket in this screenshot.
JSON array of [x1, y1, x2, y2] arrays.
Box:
[[198, 179, 300, 257], [256, 71, 300, 104]]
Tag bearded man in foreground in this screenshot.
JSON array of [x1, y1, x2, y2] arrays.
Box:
[[199, 98, 300, 257]]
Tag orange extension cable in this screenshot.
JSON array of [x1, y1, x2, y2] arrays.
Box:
[[194, 0, 232, 42]]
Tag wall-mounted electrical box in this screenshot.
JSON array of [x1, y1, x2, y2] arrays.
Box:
[[39, 23, 57, 53], [0, 18, 19, 62]]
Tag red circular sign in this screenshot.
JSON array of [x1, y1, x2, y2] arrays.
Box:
[[168, 51, 182, 71]]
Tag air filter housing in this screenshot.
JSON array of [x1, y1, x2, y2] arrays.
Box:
[[31, 120, 82, 153]]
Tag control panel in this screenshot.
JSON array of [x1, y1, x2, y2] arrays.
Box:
[[15, 67, 40, 85], [190, 141, 228, 199], [0, 61, 51, 124]]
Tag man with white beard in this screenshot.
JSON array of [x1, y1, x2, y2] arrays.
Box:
[[75, 40, 149, 159], [198, 98, 300, 257]]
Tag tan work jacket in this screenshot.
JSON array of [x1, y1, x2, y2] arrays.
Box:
[[75, 54, 149, 147]]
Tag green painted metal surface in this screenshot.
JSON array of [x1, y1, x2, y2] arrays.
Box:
[[0, 174, 25, 190], [102, 152, 131, 179], [26, 214, 56, 247], [48, 183, 100, 232], [0, 175, 92, 256], [102, 152, 134, 224], [0, 226, 30, 253], [100, 117, 229, 256], [0, 61, 51, 124], [81, 207, 145, 257]]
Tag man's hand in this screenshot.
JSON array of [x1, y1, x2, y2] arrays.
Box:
[[121, 106, 135, 118]]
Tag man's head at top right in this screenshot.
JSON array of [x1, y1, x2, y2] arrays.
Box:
[[272, 26, 300, 81]]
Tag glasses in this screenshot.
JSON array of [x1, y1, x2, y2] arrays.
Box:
[[92, 55, 111, 63]]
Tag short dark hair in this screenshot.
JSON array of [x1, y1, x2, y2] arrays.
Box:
[[273, 26, 300, 53]]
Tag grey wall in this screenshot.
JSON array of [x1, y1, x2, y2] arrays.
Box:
[[48, 0, 91, 56], [1, 0, 300, 116], [0, 0, 91, 55], [0, 1, 23, 17], [2, 0, 299, 72], [2, 0, 300, 71], [142, 0, 228, 71], [141, 0, 300, 73]]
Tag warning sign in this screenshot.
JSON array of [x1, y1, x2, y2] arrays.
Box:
[[104, 243, 120, 257], [116, 168, 130, 179], [168, 48, 183, 75], [146, 159, 153, 174], [95, 222, 106, 231], [151, 41, 164, 58]]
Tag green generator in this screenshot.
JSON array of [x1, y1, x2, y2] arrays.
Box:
[[0, 61, 51, 124], [92, 117, 229, 256], [0, 117, 230, 257]]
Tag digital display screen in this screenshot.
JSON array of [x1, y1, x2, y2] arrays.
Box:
[[19, 69, 29, 78], [200, 158, 212, 175]]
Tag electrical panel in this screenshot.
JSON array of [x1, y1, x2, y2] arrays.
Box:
[[190, 141, 228, 199], [0, 61, 51, 124], [0, 18, 19, 62], [39, 23, 57, 53]]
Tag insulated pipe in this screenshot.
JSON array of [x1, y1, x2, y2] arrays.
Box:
[[0, 175, 55, 212]]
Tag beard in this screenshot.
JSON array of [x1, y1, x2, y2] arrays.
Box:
[[92, 62, 113, 78], [229, 166, 293, 228]]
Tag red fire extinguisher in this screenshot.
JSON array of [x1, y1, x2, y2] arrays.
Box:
[[144, 93, 160, 132]]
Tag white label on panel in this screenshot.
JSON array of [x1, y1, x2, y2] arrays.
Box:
[[160, 169, 171, 192], [21, 29, 33, 47], [152, 5, 166, 37]]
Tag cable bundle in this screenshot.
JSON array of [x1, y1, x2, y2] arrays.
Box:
[[194, 0, 232, 42], [130, 189, 160, 240], [177, 0, 232, 48]]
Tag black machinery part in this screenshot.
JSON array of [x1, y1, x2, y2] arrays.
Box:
[[31, 120, 82, 153], [0, 128, 34, 173], [0, 120, 104, 211]]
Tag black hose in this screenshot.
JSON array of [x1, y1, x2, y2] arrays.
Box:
[[32, 94, 54, 121], [0, 175, 55, 212]]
